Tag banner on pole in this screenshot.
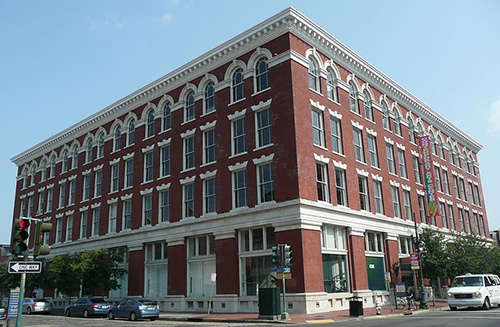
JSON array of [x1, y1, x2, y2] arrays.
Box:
[[419, 135, 440, 217]]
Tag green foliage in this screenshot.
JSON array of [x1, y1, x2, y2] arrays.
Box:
[[0, 265, 20, 292], [46, 253, 81, 301], [421, 228, 500, 280]]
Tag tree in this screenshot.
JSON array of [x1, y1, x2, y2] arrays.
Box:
[[446, 232, 495, 278], [0, 266, 20, 293], [46, 253, 81, 303], [73, 249, 126, 297], [420, 229, 449, 280]]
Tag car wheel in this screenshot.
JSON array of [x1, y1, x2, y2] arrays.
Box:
[[83, 309, 89, 318], [450, 306, 457, 311], [483, 297, 491, 310], [65, 309, 71, 317], [107, 311, 114, 320], [129, 312, 137, 321], [27, 307, 32, 315], [150, 318, 157, 321]]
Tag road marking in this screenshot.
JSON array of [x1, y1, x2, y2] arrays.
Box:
[[306, 319, 335, 323]]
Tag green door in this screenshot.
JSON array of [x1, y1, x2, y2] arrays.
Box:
[[366, 257, 386, 291]]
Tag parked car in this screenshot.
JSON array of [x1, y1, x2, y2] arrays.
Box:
[[448, 273, 500, 310], [65, 297, 111, 318], [22, 298, 52, 314], [0, 307, 6, 320], [107, 298, 159, 321]]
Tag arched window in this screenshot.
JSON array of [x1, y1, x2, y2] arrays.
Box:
[[255, 57, 269, 92], [163, 102, 171, 131], [308, 58, 320, 91], [86, 139, 93, 163], [128, 120, 135, 146], [22, 168, 28, 189], [205, 82, 215, 114], [146, 111, 155, 138], [363, 91, 373, 121], [98, 134, 105, 158], [326, 70, 338, 101], [349, 83, 359, 114], [30, 166, 36, 186], [232, 68, 244, 102], [185, 91, 195, 122], [62, 150, 69, 173], [40, 160, 47, 182], [71, 146, 79, 169], [50, 156, 56, 178], [114, 126, 122, 152], [382, 104, 391, 131], [408, 121, 416, 143], [393, 113, 402, 136]]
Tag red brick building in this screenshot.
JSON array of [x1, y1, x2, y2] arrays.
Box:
[[10, 8, 488, 313]]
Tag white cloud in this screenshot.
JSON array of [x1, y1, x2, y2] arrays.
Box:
[[87, 15, 126, 31], [488, 98, 500, 133], [159, 11, 174, 25]]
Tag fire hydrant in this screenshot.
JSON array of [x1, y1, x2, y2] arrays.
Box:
[[375, 300, 382, 315]]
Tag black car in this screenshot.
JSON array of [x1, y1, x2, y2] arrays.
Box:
[[65, 297, 110, 318]]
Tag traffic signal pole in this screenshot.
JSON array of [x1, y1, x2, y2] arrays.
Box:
[[280, 247, 289, 320], [16, 273, 26, 327]]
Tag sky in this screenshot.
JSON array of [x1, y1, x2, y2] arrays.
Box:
[[1, 0, 499, 245]]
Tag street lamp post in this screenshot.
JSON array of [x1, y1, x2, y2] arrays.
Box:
[[413, 214, 428, 309]]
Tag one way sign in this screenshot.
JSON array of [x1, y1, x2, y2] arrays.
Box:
[[8, 261, 42, 274]]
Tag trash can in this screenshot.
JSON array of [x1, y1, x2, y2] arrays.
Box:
[[348, 296, 363, 317], [258, 287, 281, 319]]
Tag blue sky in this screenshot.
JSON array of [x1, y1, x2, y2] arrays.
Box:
[[1, 0, 499, 244]]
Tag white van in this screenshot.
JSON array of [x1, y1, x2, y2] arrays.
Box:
[[448, 273, 500, 310]]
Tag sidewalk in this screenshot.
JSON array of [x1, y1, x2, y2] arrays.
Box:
[[158, 299, 449, 324]]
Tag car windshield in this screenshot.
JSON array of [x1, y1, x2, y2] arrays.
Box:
[[452, 276, 484, 287], [139, 299, 157, 305], [90, 298, 108, 303]]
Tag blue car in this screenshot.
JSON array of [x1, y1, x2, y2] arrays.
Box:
[[107, 298, 159, 321], [65, 297, 110, 318]]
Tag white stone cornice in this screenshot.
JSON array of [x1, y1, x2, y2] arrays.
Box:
[[411, 150, 420, 157], [390, 180, 400, 187], [47, 183, 54, 189], [351, 120, 363, 130], [356, 168, 369, 177], [110, 157, 121, 165], [228, 161, 248, 172], [158, 138, 172, 147], [199, 169, 217, 179], [252, 153, 274, 165], [91, 202, 101, 208], [38, 186, 46, 192], [366, 128, 377, 137], [416, 189, 425, 196], [251, 98, 272, 112], [310, 99, 325, 111], [228, 109, 247, 121], [200, 120, 217, 131], [446, 199, 453, 205], [140, 188, 153, 195], [328, 109, 342, 120], [141, 144, 155, 153], [94, 164, 104, 171], [107, 197, 118, 204], [180, 175, 196, 185], [82, 169, 92, 176], [213, 230, 236, 240], [457, 203, 463, 209], [156, 183, 171, 191], [384, 137, 394, 145], [56, 213, 64, 218], [68, 174, 77, 181], [79, 206, 89, 212], [451, 170, 458, 176], [27, 191, 34, 196], [401, 184, 411, 191], [396, 143, 405, 150], [314, 153, 329, 164], [333, 160, 347, 169], [58, 178, 67, 184], [65, 210, 74, 215], [181, 128, 196, 139], [122, 152, 134, 160], [121, 193, 133, 201], [371, 173, 382, 181]]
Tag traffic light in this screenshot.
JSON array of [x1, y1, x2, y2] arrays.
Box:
[[33, 221, 52, 256], [272, 245, 281, 266], [11, 218, 30, 257], [284, 245, 293, 266]]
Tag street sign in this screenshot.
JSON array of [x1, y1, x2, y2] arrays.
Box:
[[272, 267, 291, 273], [384, 272, 391, 283], [7, 288, 20, 319], [410, 253, 420, 270], [8, 261, 42, 274]]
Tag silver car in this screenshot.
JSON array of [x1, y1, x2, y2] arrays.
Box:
[[22, 298, 52, 314]]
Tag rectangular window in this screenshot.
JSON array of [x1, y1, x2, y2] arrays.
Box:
[[468, 182, 475, 205], [184, 136, 195, 170], [330, 117, 343, 154], [95, 170, 103, 197], [233, 170, 247, 208], [92, 207, 100, 237], [403, 190, 412, 220], [391, 186, 401, 218], [453, 175, 460, 199], [38, 191, 45, 215], [27, 195, 33, 217], [398, 237, 413, 255], [443, 170, 450, 195], [460, 178, 467, 201], [353, 128, 365, 162], [124, 159, 133, 188], [473, 213, 479, 234], [434, 167, 442, 192], [65, 214, 73, 242], [144, 152, 154, 182], [109, 203, 117, 233], [68, 180, 76, 205], [335, 169, 348, 206], [316, 163, 330, 203], [143, 194, 152, 225], [397, 149, 408, 179], [159, 190, 170, 222], [111, 164, 119, 192], [474, 185, 482, 206], [386, 144, 396, 174], [46, 188, 53, 212], [367, 135, 379, 168], [479, 214, 486, 236], [123, 199, 132, 230], [204, 178, 216, 214], [204, 129, 216, 164], [232, 118, 246, 155], [160, 146, 170, 177], [258, 163, 274, 203], [373, 180, 384, 214], [80, 211, 88, 239], [358, 176, 370, 211], [418, 195, 426, 224], [458, 208, 465, 231], [412, 156, 421, 184], [83, 175, 91, 201], [448, 204, 456, 230], [312, 109, 325, 147], [365, 231, 384, 253], [56, 217, 63, 243], [184, 183, 195, 218], [59, 183, 66, 208], [256, 108, 272, 148], [464, 210, 472, 233]]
